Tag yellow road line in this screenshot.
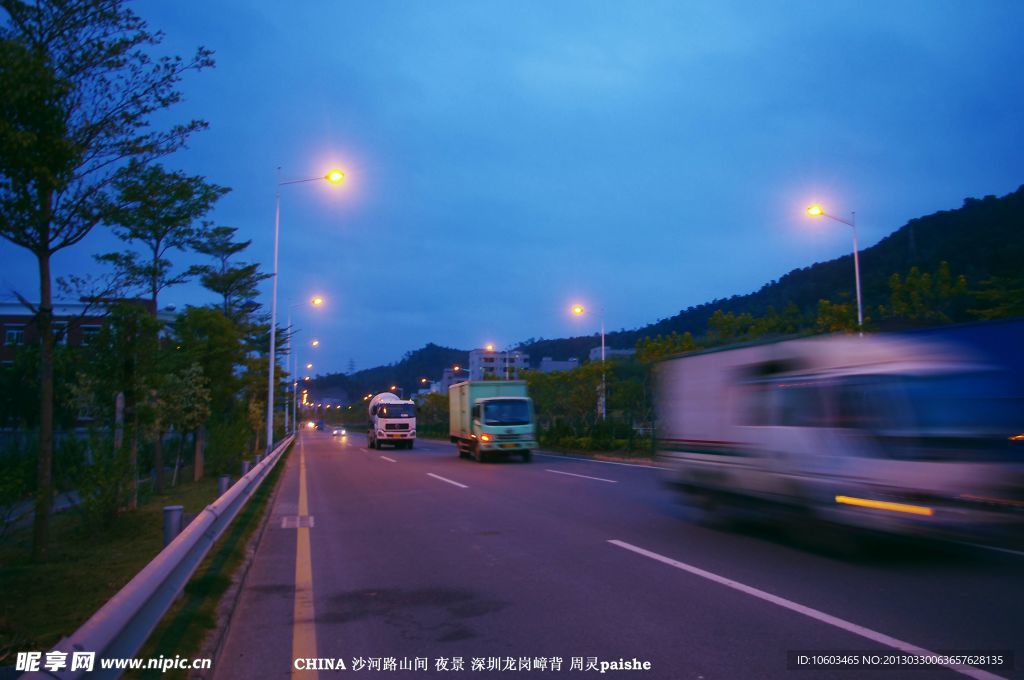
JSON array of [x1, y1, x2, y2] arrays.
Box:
[[291, 438, 318, 678]]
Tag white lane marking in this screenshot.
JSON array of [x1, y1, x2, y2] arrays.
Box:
[[546, 469, 618, 484], [954, 541, 1024, 558], [380, 456, 397, 463], [608, 540, 1005, 680], [535, 451, 670, 470], [427, 473, 468, 489]]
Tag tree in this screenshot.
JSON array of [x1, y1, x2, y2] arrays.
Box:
[[160, 362, 211, 483], [69, 301, 159, 509], [98, 163, 225, 493], [0, 0, 212, 559], [878, 261, 968, 325], [100, 163, 228, 310], [191, 225, 270, 320]]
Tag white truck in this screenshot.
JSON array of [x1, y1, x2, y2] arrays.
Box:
[[367, 392, 417, 449], [654, 334, 1023, 542]]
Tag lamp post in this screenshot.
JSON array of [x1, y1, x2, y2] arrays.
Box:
[[266, 168, 344, 452], [572, 303, 606, 420], [807, 205, 863, 335]]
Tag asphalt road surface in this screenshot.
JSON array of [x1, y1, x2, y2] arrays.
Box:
[[212, 431, 1023, 680]]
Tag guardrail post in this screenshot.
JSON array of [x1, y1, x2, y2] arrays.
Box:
[[217, 474, 231, 496], [255, 453, 263, 465], [241, 459, 251, 476], [163, 505, 184, 546]]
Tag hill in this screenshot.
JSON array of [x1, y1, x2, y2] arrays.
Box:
[[520, 185, 1024, 361], [312, 185, 1024, 401]]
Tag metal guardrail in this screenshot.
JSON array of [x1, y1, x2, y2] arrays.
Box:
[[25, 435, 295, 680]]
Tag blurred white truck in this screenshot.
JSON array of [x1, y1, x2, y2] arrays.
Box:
[[654, 334, 1023, 542]]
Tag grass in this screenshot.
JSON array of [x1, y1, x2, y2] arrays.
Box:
[[130, 444, 291, 679], [0, 475, 219, 666]]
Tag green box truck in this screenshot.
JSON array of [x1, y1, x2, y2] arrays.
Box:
[[449, 380, 537, 462]]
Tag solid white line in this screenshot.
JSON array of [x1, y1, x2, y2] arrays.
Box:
[[545, 469, 618, 484], [427, 473, 468, 489], [535, 451, 670, 470], [380, 456, 397, 463], [954, 541, 1024, 558], [608, 540, 1004, 680]]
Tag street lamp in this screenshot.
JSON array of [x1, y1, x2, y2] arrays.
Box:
[[572, 303, 606, 420], [285, 296, 325, 435], [267, 168, 345, 452], [311, 339, 320, 347], [806, 204, 863, 335]]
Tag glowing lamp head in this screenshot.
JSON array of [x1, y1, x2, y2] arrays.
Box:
[[306, 363, 313, 369], [311, 296, 324, 306], [485, 344, 494, 352], [572, 304, 585, 316], [311, 339, 319, 347], [325, 169, 345, 184], [390, 385, 397, 390], [807, 205, 824, 217], [453, 365, 461, 372]]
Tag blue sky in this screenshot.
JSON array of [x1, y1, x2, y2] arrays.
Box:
[[2, 1, 1023, 375]]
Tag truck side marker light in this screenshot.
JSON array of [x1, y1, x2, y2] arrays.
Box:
[[835, 495, 934, 517]]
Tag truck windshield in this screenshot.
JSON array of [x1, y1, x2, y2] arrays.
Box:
[[483, 399, 531, 425], [378, 404, 414, 418]]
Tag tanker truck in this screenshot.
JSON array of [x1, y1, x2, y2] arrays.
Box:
[[367, 392, 417, 449]]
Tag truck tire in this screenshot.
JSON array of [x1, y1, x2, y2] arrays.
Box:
[[521, 450, 532, 463], [473, 442, 483, 462]]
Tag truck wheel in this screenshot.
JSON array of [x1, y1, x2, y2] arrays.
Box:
[[406, 441, 414, 450], [521, 451, 532, 463], [473, 442, 483, 462]]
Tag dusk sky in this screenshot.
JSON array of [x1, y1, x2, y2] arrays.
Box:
[[3, 1, 1023, 375]]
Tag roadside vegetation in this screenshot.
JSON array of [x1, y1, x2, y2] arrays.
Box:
[[0, 0, 299, 659]]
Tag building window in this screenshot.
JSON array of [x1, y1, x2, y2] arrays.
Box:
[[81, 325, 101, 347], [4, 326, 24, 346]]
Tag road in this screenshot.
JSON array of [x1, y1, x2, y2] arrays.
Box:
[[212, 431, 1023, 680]]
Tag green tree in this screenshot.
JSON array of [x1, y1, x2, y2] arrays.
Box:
[[879, 261, 968, 325], [0, 0, 212, 559], [815, 299, 858, 333], [99, 162, 228, 311], [191, 225, 270, 320], [969, 275, 1024, 320], [70, 301, 159, 510], [635, 331, 696, 363]]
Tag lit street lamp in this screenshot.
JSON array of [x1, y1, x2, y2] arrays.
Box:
[[807, 204, 863, 334], [285, 296, 325, 435], [266, 168, 344, 452], [572, 303, 606, 420]]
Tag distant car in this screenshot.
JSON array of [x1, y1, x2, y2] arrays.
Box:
[[332, 428, 347, 436]]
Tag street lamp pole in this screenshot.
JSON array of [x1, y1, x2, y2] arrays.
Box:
[[266, 168, 344, 452], [600, 309, 606, 420], [571, 303, 606, 420], [807, 206, 863, 335]]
